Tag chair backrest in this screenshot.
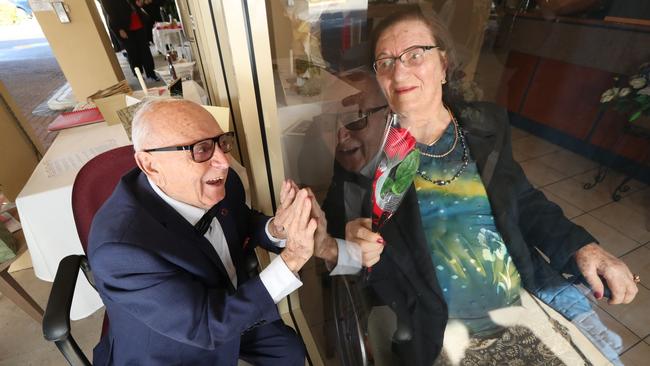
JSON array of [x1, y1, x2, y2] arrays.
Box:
[[72, 145, 137, 253]]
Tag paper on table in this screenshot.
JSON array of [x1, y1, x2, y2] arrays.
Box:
[[116, 102, 143, 139], [43, 139, 119, 178]]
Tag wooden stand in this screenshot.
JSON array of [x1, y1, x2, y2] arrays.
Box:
[[0, 220, 44, 323]]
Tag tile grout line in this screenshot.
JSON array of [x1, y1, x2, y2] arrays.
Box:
[[595, 304, 648, 351], [615, 244, 648, 259], [618, 337, 645, 357]]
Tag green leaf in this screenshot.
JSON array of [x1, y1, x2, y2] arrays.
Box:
[[392, 174, 412, 194], [392, 150, 420, 195], [630, 110, 642, 121], [381, 177, 394, 198], [635, 95, 649, 104], [395, 150, 420, 179]]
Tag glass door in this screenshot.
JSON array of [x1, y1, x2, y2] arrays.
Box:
[[209, 1, 650, 365]]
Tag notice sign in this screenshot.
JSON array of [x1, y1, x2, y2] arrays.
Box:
[[29, 0, 54, 12]]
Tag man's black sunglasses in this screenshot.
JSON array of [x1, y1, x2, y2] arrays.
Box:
[[339, 105, 388, 131], [143, 132, 235, 163]]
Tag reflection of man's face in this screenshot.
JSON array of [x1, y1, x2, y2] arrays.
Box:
[[335, 106, 387, 173]]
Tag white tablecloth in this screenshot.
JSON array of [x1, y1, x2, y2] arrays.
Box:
[[16, 123, 131, 320]]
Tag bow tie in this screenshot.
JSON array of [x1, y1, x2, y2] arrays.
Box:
[[195, 205, 221, 235]]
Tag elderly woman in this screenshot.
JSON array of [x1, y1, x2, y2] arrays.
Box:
[[314, 7, 640, 366]]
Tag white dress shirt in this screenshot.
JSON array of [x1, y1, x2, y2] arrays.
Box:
[[330, 239, 363, 275], [148, 179, 302, 303]]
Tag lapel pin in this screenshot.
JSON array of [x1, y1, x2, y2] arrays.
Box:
[[220, 208, 229, 216]]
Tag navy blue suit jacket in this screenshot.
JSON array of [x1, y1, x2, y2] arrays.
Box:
[[88, 168, 283, 365]]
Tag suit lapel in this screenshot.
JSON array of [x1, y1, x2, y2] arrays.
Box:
[[134, 174, 234, 292]]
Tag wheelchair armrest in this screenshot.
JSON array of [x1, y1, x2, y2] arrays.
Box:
[[43, 255, 85, 341]]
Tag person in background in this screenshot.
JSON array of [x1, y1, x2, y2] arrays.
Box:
[[102, 0, 159, 81]]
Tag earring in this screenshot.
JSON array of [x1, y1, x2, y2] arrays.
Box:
[[441, 78, 447, 85]]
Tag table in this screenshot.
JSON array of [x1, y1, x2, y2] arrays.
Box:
[[16, 123, 130, 320], [152, 24, 185, 56]]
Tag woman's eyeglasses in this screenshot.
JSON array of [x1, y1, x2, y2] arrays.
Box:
[[373, 45, 440, 75], [338, 105, 388, 131], [143, 131, 235, 163]]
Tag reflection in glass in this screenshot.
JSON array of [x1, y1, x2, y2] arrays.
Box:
[[262, 1, 648, 365]]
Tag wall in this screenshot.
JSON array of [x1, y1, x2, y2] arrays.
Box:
[[507, 16, 650, 75], [0, 82, 40, 201], [32, 0, 123, 102]]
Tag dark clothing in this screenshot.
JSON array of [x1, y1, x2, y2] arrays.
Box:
[[122, 27, 155, 78], [322, 102, 595, 366], [88, 168, 305, 365], [101, 0, 156, 78]]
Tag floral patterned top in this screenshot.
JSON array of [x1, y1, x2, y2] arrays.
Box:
[[414, 121, 522, 336]]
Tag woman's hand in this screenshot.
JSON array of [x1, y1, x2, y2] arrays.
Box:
[[305, 188, 339, 265], [575, 243, 638, 304], [345, 218, 385, 267]]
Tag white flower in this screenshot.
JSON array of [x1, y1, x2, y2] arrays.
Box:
[[629, 76, 646, 89], [619, 87, 632, 97], [494, 245, 506, 260], [477, 229, 488, 248], [600, 88, 619, 103], [482, 248, 495, 262], [638, 87, 650, 96]]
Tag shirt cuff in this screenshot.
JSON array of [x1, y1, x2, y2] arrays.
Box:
[[265, 218, 286, 248], [330, 238, 363, 275], [259, 256, 303, 303]]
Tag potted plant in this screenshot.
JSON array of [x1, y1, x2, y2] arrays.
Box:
[[600, 61, 650, 130]]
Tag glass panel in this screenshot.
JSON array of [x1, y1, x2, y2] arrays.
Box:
[[262, 1, 650, 365]]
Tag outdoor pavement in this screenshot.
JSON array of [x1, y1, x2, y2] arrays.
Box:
[[0, 18, 63, 149], [0, 18, 166, 150]]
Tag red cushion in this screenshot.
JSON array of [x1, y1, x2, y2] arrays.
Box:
[[71, 145, 136, 253]]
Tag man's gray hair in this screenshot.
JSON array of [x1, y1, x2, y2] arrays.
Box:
[[131, 98, 176, 151]]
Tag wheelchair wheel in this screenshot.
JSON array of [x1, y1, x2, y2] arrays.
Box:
[[332, 276, 369, 366]]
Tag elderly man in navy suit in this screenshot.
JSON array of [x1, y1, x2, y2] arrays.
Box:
[[88, 99, 316, 365]]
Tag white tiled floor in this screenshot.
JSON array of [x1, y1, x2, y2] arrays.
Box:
[[1, 126, 648, 365], [511, 126, 650, 364], [0, 269, 103, 366]]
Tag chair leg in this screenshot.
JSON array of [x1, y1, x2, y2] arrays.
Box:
[[55, 337, 91, 366], [0, 269, 44, 323]]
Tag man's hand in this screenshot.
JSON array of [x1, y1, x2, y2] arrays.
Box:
[[345, 218, 384, 267], [305, 188, 338, 265], [280, 189, 317, 273], [269, 180, 300, 239], [119, 29, 128, 39], [575, 242, 638, 304]]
